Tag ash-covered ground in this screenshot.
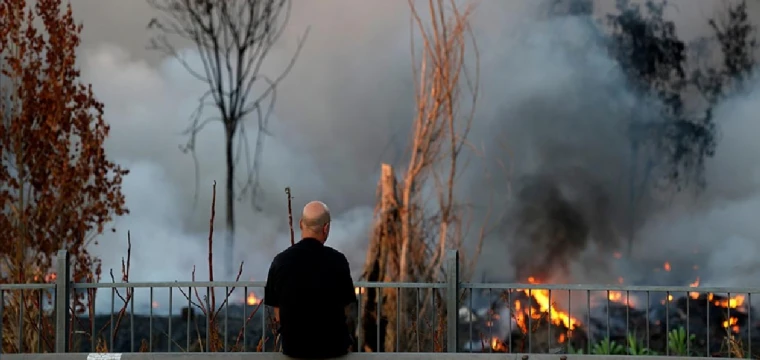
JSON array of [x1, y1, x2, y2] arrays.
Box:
[[67, 305, 274, 352]]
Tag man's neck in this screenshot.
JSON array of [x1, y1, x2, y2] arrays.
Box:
[[300, 236, 325, 244]]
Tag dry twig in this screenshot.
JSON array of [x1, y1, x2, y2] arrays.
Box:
[[285, 187, 294, 245]]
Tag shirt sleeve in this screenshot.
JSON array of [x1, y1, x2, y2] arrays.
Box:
[[339, 254, 357, 307], [264, 256, 281, 307]]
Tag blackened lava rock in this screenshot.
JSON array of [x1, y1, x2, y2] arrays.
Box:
[[68, 305, 274, 352]]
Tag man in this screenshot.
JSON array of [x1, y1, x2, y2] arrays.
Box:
[[265, 201, 357, 358]]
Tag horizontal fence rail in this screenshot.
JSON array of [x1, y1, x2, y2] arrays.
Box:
[[1, 353, 734, 360], [0, 353, 736, 360], [0, 250, 757, 358]]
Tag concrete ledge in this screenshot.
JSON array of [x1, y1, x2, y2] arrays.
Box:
[[1, 353, 725, 360]]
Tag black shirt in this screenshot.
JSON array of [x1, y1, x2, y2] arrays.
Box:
[[264, 238, 357, 358]]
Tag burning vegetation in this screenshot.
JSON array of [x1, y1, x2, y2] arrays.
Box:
[[462, 272, 754, 357]]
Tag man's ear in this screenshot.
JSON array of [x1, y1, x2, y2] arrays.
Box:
[[299, 219, 304, 230]]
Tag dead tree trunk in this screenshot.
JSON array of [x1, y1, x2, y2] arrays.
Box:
[[361, 164, 401, 352], [224, 128, 236, 277], [361, 164, 435, 352], [361, 0, 479, 352]]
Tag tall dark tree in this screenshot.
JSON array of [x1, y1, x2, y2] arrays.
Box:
[[605, 0, 716, 255], [147, 0, 307, 277], [606, 0, 716, 190], [694, 0, 757, 103], [605, 0, 758, 256]]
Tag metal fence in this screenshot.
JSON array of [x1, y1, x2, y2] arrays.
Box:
[[1, 353, 730, 360], [1, 250, 758, 358], [0, 353, 731, 360]]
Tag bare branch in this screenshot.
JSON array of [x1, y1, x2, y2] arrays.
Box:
[[399, 0, 479, 283], [147, 0, 307, 277], [359, 0, 480, 352]]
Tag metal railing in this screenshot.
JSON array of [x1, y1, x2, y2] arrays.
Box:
[[1, 250, 758, 358], [0, 353, 736, 360], [0, 352, 733, 360]]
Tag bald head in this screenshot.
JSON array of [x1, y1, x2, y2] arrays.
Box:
[[299, 201, 331, 242]]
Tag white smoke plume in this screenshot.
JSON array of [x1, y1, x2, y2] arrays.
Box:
[[66, 0, 760, 312]]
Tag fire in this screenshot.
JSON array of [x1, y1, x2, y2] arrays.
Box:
[[246, 292, 260, 305], [152, 301, 159, 309], [689, 277, 700, 299], [513, 300, 526, 331], [663, 262, 671, 272], [490, 337, 507, 352], [659, 294, 675, 305], [715, 295, 745, 309], [516, 277, 580, 331], [687, 277, 746, 310], [608, 291, 635, 307], [723, 317, 740, 333], [355, 287, 365, 295]]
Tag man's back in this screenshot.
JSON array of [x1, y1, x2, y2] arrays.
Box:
[[265, 238, 356, 358]]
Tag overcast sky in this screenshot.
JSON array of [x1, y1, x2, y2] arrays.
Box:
[[67, 0, 736, 65]]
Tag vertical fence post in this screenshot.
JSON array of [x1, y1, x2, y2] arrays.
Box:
[[55, 250, 70, 353], [445, 250, 459, 353]]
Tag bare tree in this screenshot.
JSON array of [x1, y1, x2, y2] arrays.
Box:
[[360, 0, 480, 352], [399, 0, 479, 285], [147, 0, 308, 277]]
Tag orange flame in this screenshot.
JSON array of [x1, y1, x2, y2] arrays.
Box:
[[687, 278, 745, 311], [689, 277, 700, 299], [517, 277, 580, 331], [490, 337, 507, 352], [716, 295, 745, 309], [663, 262, 671, 272], [246, 292, 260, 306], [723, 317, 740, 333], [608, 291, 636, 307]]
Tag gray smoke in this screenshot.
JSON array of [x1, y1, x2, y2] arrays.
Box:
[[462, 6, 651, 283], [468, 0, 760, 289], [62, 0, 760, 312]]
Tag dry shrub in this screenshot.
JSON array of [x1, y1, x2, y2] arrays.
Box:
[[177, 182, 268, 352], [723, 332, 747, 358], [1, 263, 56, 353]]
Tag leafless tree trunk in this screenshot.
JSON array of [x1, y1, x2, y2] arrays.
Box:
[[361, 164, 400, 352], [398, 0, 480, 283], [147, 0, 308, 277], [360, 0, 481, 352]]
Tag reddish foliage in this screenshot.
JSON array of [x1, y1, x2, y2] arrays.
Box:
[[0, 0, 128, 285]]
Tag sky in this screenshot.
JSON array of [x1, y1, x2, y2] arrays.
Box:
[[53, 0, 760, 312]]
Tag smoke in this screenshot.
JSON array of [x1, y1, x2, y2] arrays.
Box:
[[68, 0, 760, 312], [468, 0, 760, 290], [467, 12, 638, 283]]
